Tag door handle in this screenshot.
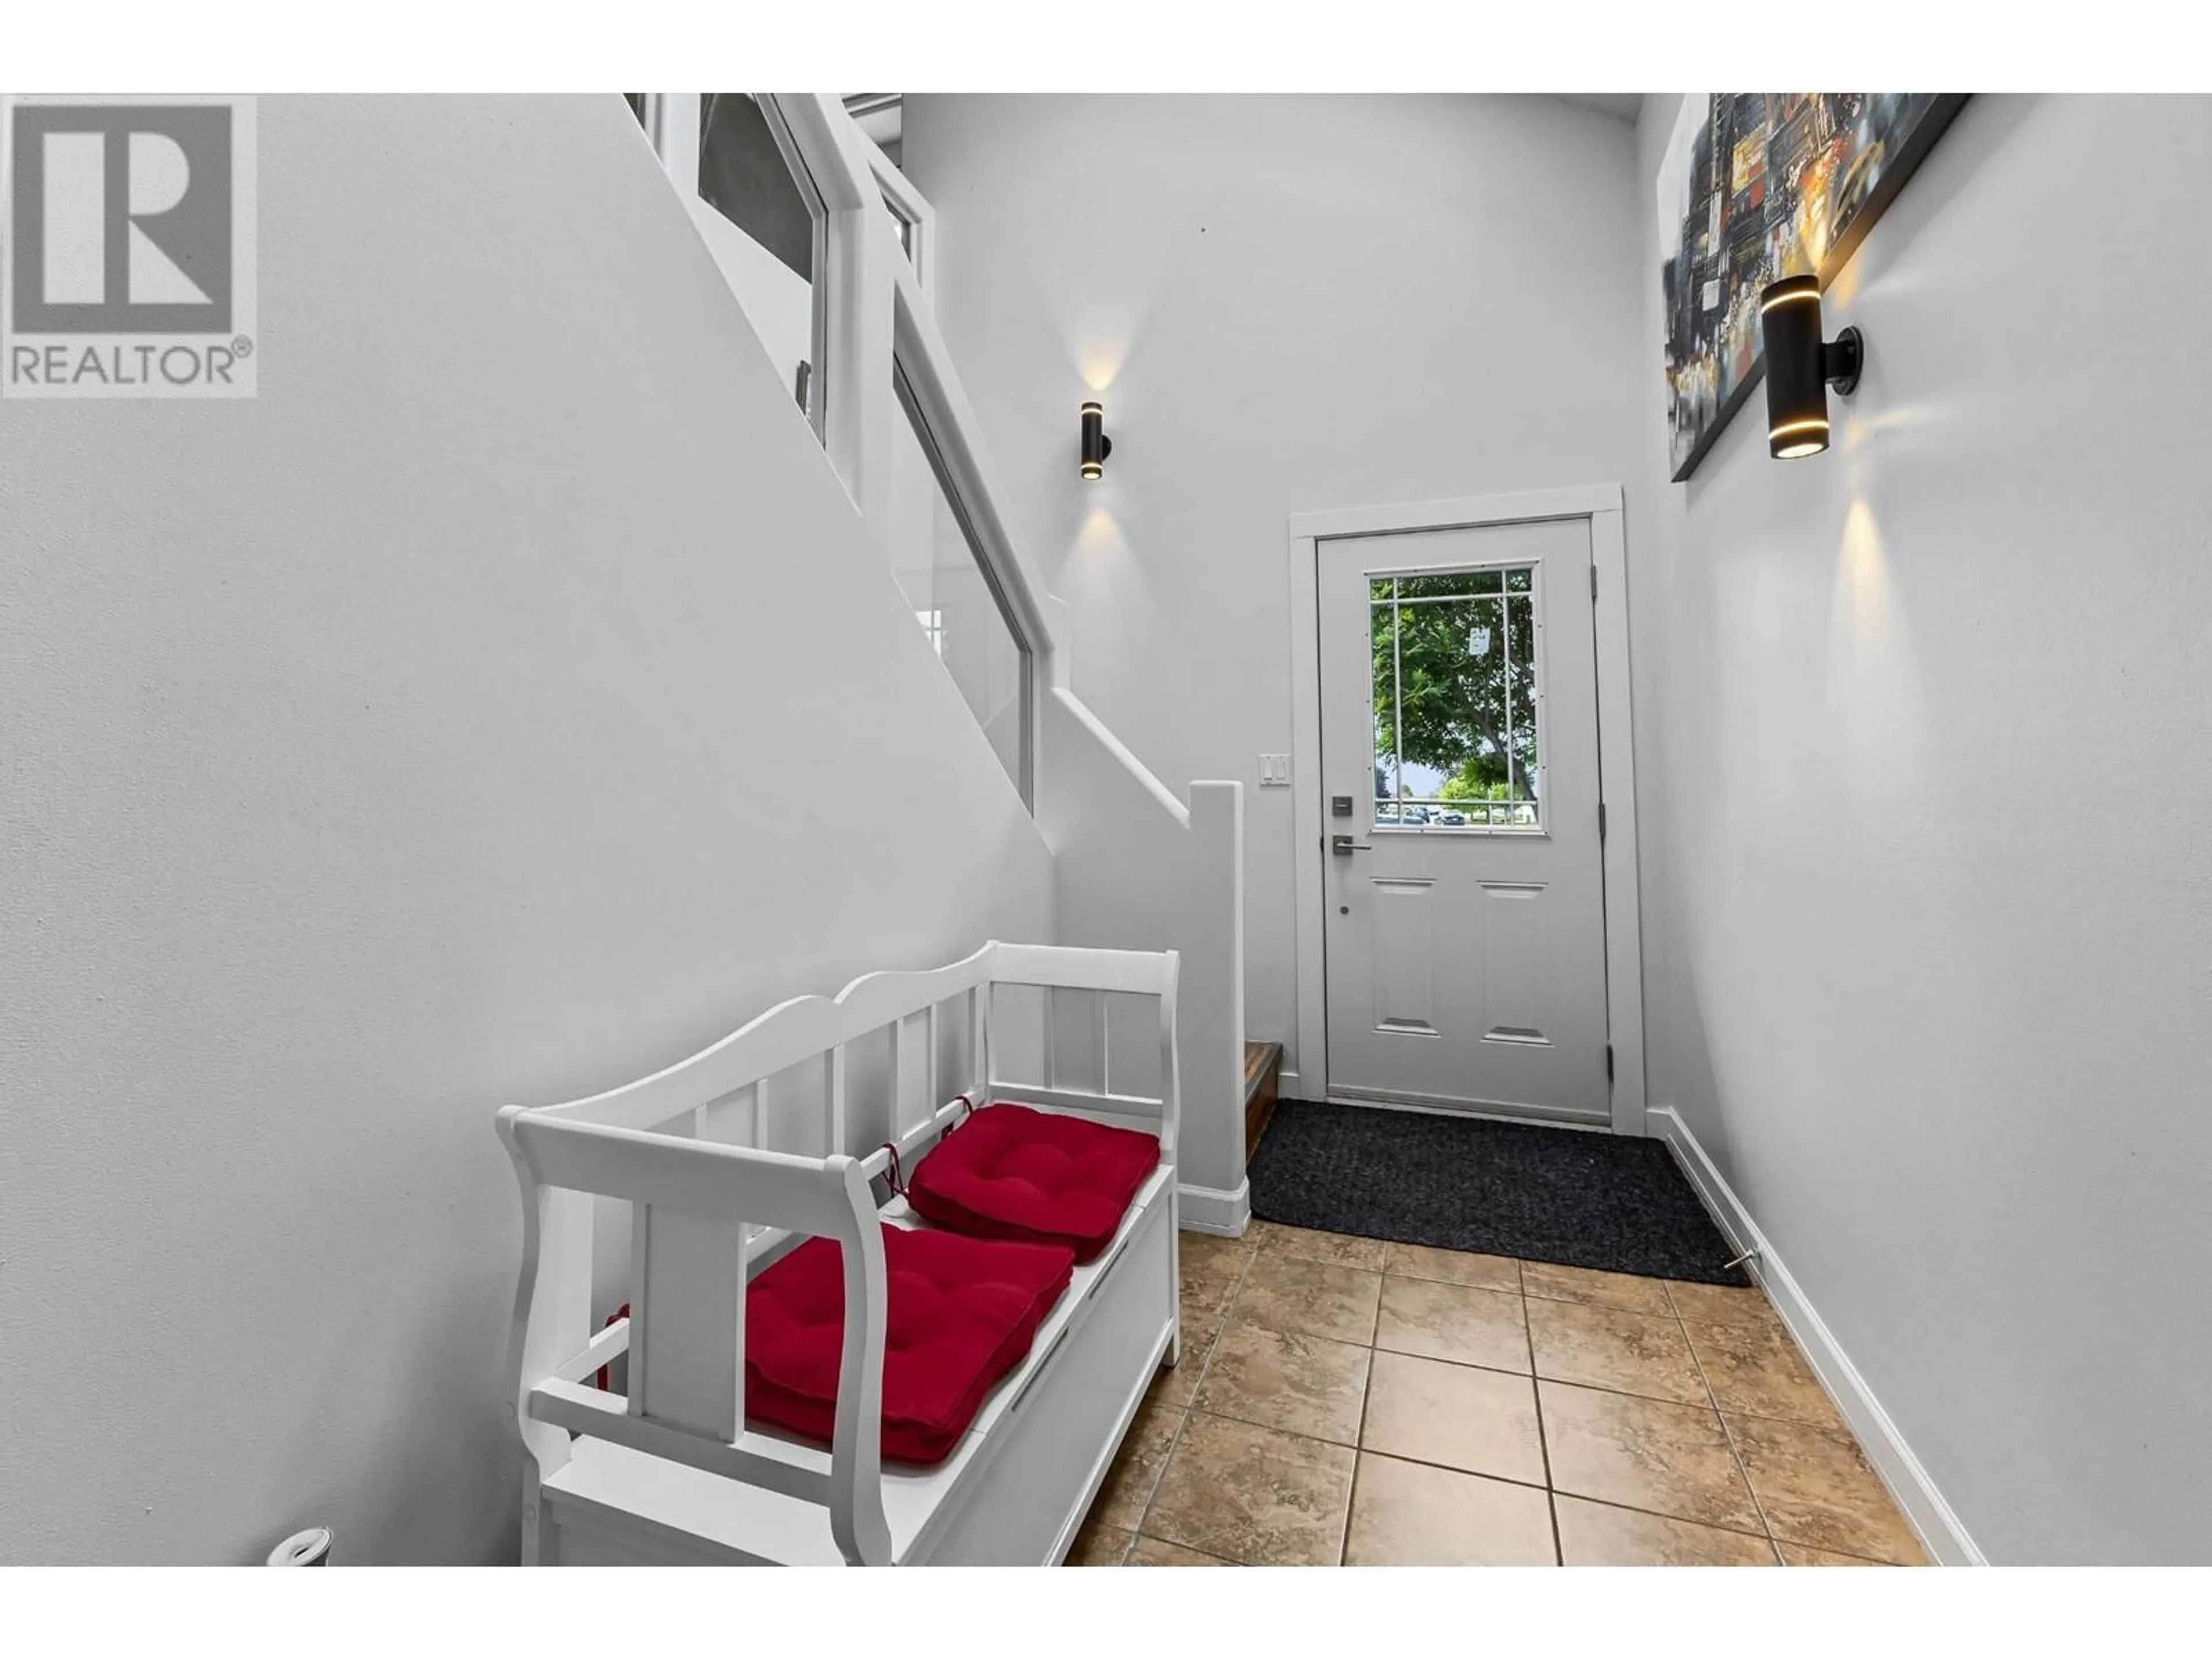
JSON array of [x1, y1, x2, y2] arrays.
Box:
[[1331, 835, 1371, 856]]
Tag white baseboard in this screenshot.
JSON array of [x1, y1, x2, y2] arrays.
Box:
[[1177, 1177, 1250, 1237], [1646, 1105, 1985, 1566], [1278, 1067, 1303, 1099]]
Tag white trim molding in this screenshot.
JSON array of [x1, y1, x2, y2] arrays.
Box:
[[1647, 1105, 1988, 1567], [1285, 484, 1646, 1137], [1176, 1178, 1251, 1238], [865, 135, 936, 295], [1286, 482, 1628, 543]]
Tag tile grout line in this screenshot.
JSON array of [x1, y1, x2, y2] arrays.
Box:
[[1342, 1290, 1381, 1567], [1770, 1540, 1904, 1567], [1539, 1488, 1783, 1548], [1337, 1455, 1361, 1567], [1247, 1230, 1379, 1566], [1666, 1279, 1783, 1562], [1513, 1274, 1569, 1566], [1128, 1233, 1259, 1558], [1248, 1228, 1373, 1566], [1517, 1267, 1567, 1565], [1521, 1302, 1734, 1413], [1174, 1401, 1677, 1515], [1339, 1446, 1773, 1546]]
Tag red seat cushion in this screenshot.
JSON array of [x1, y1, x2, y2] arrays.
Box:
[[745, 1225, 1073, 1466], [905, 1102, 1161, 1263]]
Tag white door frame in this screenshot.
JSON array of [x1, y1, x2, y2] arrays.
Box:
[[1285, 484, 1646, 1137]]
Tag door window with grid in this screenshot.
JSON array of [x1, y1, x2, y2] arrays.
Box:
[[1370, 566, 1544, 831]]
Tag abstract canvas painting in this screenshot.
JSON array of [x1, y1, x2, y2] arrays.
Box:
[[1658, 93, 1966, 480]]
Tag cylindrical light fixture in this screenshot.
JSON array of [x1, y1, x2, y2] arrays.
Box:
[[1079, 400, 1112, 480], [1759, 275, 1863, 460]]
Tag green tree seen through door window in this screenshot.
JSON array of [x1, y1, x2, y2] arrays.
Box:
[[1372, 573, 1539, 805]]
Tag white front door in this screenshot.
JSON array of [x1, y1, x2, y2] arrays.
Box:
[[1317, 518, 1611, 1124]]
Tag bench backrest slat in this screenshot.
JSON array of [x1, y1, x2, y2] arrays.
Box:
[[630, 1202, 745, 1441]]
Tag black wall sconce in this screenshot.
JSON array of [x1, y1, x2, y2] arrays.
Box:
[[1759, 275, 1862, 460], [1080, 400, 1112, 480]]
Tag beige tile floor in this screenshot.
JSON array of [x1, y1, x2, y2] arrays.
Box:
[[1066, 1221, 1927, 1567]]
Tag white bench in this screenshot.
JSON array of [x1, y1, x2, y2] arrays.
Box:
[[495, 941, 1182, 1565]]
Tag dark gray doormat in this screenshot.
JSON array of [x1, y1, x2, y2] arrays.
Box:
[[1247, 1100, 1748, 1287]]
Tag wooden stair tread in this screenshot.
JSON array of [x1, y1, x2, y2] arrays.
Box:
[[1243, 1041, 1283, 1161], [1243, 1040, 1283, 1099]]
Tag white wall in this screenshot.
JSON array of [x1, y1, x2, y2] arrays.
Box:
[[1630, 94, 2212, 1563], [903, 95, 1645, 1076], [687, 195, 813, 407], [0, 94, 1051, 1565]]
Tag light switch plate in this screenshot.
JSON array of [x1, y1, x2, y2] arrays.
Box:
[[1259, 753, 1291, 787]]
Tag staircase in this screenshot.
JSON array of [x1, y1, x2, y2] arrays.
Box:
[[1243, 1040, 1283, 1160]]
